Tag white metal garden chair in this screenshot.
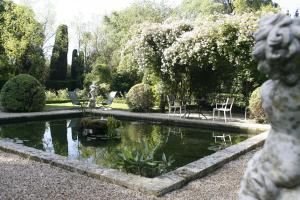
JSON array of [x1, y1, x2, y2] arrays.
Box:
[[167, 95, 184, 117], [99, 91, 117, 109], [212, 97, 234, 122]]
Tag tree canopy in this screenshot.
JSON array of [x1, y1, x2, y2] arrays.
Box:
[[0, 0, 45, 84]]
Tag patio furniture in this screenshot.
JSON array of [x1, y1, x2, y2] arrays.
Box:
[[212, 97, 234, 122], [196, 98, 208, 119], [68, 90, 84, 109], [68, 90, 87, 113], [167, 95, 185, 117], [99, 91, 117, 109], [181, 98, 207, 119]]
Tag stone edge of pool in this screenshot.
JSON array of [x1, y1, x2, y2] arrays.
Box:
[[0, 109, 270, 196]]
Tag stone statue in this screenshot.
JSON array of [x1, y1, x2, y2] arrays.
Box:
[[88, 82, 98, 108], [239, 14, 300, 199]]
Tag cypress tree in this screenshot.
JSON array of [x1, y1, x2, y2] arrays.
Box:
[[49, 24, 68, 80], [71, 49, 79, 80], [78, 51, 85, 87]]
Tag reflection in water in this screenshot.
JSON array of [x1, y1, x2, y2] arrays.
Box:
[[50, 120, 68, 156], [0, 118, 252, 177], [0, 121, 45, 149], [67, 120, 80, 159], [212, 132, 232, 143], [42, 122, 54, 153]]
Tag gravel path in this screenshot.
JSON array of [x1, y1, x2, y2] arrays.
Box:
[[0, 151, 156, 200], [164, 149, 259, 200], [0, 149, 259, 200]]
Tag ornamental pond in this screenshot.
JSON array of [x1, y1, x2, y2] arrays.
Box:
[[0, 117, 256, 177]]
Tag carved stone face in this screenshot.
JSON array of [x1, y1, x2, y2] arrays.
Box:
[[253, 14, 300, 86]]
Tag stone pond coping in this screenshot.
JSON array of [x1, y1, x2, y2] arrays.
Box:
[[0, 109, 270, 196], [92, 109, 270, 134]]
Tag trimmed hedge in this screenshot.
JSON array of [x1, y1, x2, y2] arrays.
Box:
[[45, 79, 81, 90], [126, 83, 154, 112], [0, 74, 46, 112], [249, 87, 267, 123]]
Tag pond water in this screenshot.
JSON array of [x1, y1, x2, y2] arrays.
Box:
[[0, 117, 254, 177]]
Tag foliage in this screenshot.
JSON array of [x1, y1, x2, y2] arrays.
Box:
[[71, 49, 79, 80], [0, 74, 45, 112], [0, 0, 45, 84], [233, 0, 273, 14], [126, 83, 154, 111], [122, 13, 269, 104], [45, 80, 79, 91], [84, 64, 111, 91], [45, 89, 68, 101], [45, 88, 85, 101], [71, 49, 84, 89], [20, 44, 46, 83], [180, 0, 225, 18], [95, 83, 110, 98], [111, 70, 142, 94], [49, 24, 68, 81], [114, 142, 174, 177], [106, 116, 121, 139], [249, 87, 267, 123]]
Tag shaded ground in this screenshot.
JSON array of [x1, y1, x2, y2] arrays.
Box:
[[0, 148, 258, 200]]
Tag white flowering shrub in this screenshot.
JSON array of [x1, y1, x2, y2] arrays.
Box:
[[120, 13, 263, 105]]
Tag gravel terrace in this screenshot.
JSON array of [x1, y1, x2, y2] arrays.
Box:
[[0, 148, 259, 200]]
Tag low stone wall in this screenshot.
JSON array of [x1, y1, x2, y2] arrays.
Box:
[[92, 109, 270, 134]]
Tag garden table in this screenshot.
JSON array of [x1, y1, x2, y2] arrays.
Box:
[[181, 98, 207, 119]]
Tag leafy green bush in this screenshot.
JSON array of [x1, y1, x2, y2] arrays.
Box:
[[45, 89, 68, 101], [126, 83, 154, 111], [45, 89, 86, 102], [114, 142, 174, 177], [0, 74, 45, 112], [249, 87, 267, 123]]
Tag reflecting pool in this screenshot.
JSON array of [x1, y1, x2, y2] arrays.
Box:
[[0, 118, 254, 177]]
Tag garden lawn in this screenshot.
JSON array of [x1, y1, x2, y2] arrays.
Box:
[[45, 102, 129, 110]]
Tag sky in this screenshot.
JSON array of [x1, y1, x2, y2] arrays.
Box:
[[12, 0, 300, 62], [273, 0, 300, 16], [13, 0, 182, 61]]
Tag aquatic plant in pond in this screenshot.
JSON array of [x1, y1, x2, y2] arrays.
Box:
[[114, 142, 174, 177], [77, 116, 121, 140]]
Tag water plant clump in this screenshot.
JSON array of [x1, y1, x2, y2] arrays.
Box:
[[77, 116, 121, 140], [113, 142, 175, 178]]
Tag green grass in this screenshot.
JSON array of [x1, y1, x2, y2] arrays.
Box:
[[45, 102, 129, 110]]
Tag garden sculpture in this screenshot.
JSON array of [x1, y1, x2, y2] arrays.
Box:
[[239, 14, 300, 199], [88, 82, 98, 108]]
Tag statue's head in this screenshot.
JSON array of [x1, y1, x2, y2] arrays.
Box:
[[253, 14, 300, 86]]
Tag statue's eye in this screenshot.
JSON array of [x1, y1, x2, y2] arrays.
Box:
[[276, 33, 281, 37]]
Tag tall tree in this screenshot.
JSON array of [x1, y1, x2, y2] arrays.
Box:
[[20, 44, 46, 83], [0, 0, 45, 85], [71, 49, 79, 80], [49, 24, 68, 80]]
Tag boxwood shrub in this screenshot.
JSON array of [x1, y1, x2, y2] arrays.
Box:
[[126, 83, 154, 112], [0, 74, 46, 112], [249, 87, 267, 123]]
